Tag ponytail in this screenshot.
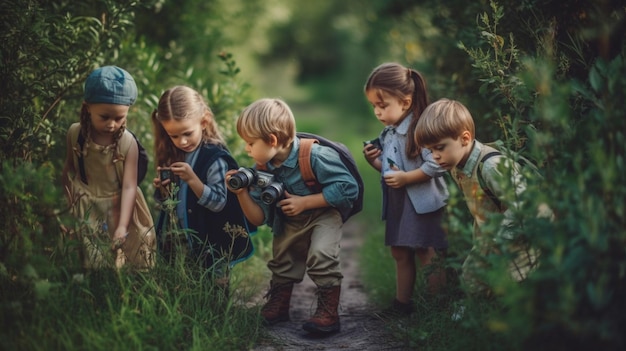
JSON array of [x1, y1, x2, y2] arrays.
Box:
[[406, 69, 429, 159]]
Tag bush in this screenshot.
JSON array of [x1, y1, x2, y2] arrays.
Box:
[[361, 1, 625, 349], [454, 2, 626, 350]]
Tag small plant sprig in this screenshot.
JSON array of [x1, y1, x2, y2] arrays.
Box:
[[458, 0, 532, 150], [158, 182, 189, 265]]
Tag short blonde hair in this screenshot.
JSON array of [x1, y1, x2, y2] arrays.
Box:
[[237, 98, 296, 147], [415, 98, 475, 147]]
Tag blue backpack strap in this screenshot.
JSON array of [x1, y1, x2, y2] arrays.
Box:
[[478, 151, 504, 211]]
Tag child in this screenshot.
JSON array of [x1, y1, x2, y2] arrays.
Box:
[[151, 85, 254, 279], [62, 65, 156, 270], [363, 62, 449, 316], [414, 98, 538, 296], [226, 98, 359, 334]]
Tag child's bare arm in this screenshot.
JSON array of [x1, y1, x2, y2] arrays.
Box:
[[235, 191, 265, 226], [115, 140, 139, 244]]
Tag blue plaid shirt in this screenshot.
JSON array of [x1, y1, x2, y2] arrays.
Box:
[[175, 146, 229, 221]]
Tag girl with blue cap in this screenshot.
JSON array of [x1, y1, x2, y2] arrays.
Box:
[[62, 66, 156, 270]]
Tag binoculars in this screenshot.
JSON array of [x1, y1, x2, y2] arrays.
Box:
[[228, 168, 284, 204]]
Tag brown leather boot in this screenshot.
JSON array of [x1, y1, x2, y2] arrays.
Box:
[[302, 285, 341, 333], [261, 281, 293, 325]]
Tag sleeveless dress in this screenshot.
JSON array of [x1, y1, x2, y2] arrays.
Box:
[[66, 123, 156, 269]]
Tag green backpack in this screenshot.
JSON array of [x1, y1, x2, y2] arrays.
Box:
[[477, 141, 542, 211]]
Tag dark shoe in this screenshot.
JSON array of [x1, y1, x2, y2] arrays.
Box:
[[376, 298, 415, 319], [261, 281, 294, 325], [302, 285, 341, 334]]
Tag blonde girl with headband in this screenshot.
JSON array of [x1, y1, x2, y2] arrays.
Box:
[[62, 66, 156, 270], [151, 85, 254, 280], [363, 62, 449, 316]]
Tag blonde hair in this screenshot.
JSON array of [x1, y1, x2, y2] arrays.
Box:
[[236, 98, 296, 147], [415, 98, 475, 147], [364, 62, 429, 158], [151, 85, 225, 166]]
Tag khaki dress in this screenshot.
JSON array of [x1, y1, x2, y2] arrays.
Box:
[[66, 123, 156, 269]]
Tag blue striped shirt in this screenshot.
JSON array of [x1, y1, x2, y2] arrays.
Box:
[[175, 147, 229, 221]]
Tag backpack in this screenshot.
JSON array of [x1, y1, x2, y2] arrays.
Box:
[[477, 141, 542, 211], [77, 130, 149, 185], [296, 132, 364, 222]]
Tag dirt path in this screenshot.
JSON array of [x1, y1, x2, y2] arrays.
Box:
[[251, 221, 409, 351]]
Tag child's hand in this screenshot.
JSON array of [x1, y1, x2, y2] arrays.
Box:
[[363, 143, 381, 164], [225, 169, 247, 194], [168, 162, 194, 183], [278, 191, 306, 216], [154, 166, 170, 187], [111, 228, 128, 250], [153, 176, 163, 188], [383, 165, 407, 188]]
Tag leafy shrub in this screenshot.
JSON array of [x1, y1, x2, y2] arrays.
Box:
[[454, 2, 626, 350], [362, 1, 625, 350]]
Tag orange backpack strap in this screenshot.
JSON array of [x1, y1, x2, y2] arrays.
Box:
[[298, 138, 320, 191]]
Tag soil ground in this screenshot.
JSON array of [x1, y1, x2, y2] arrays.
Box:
[[250, 221, 411, 351]]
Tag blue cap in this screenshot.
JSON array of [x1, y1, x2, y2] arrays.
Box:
[[84, 66, 137, 106]]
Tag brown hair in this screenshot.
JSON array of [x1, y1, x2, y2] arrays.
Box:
[[414, 98, 475, 147], [151, 86, 225, 167], [365, 62, 429, 158]]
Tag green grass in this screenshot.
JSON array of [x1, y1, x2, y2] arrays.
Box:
[[1, 256, 264, 351], [0, 222, 281, 351]]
